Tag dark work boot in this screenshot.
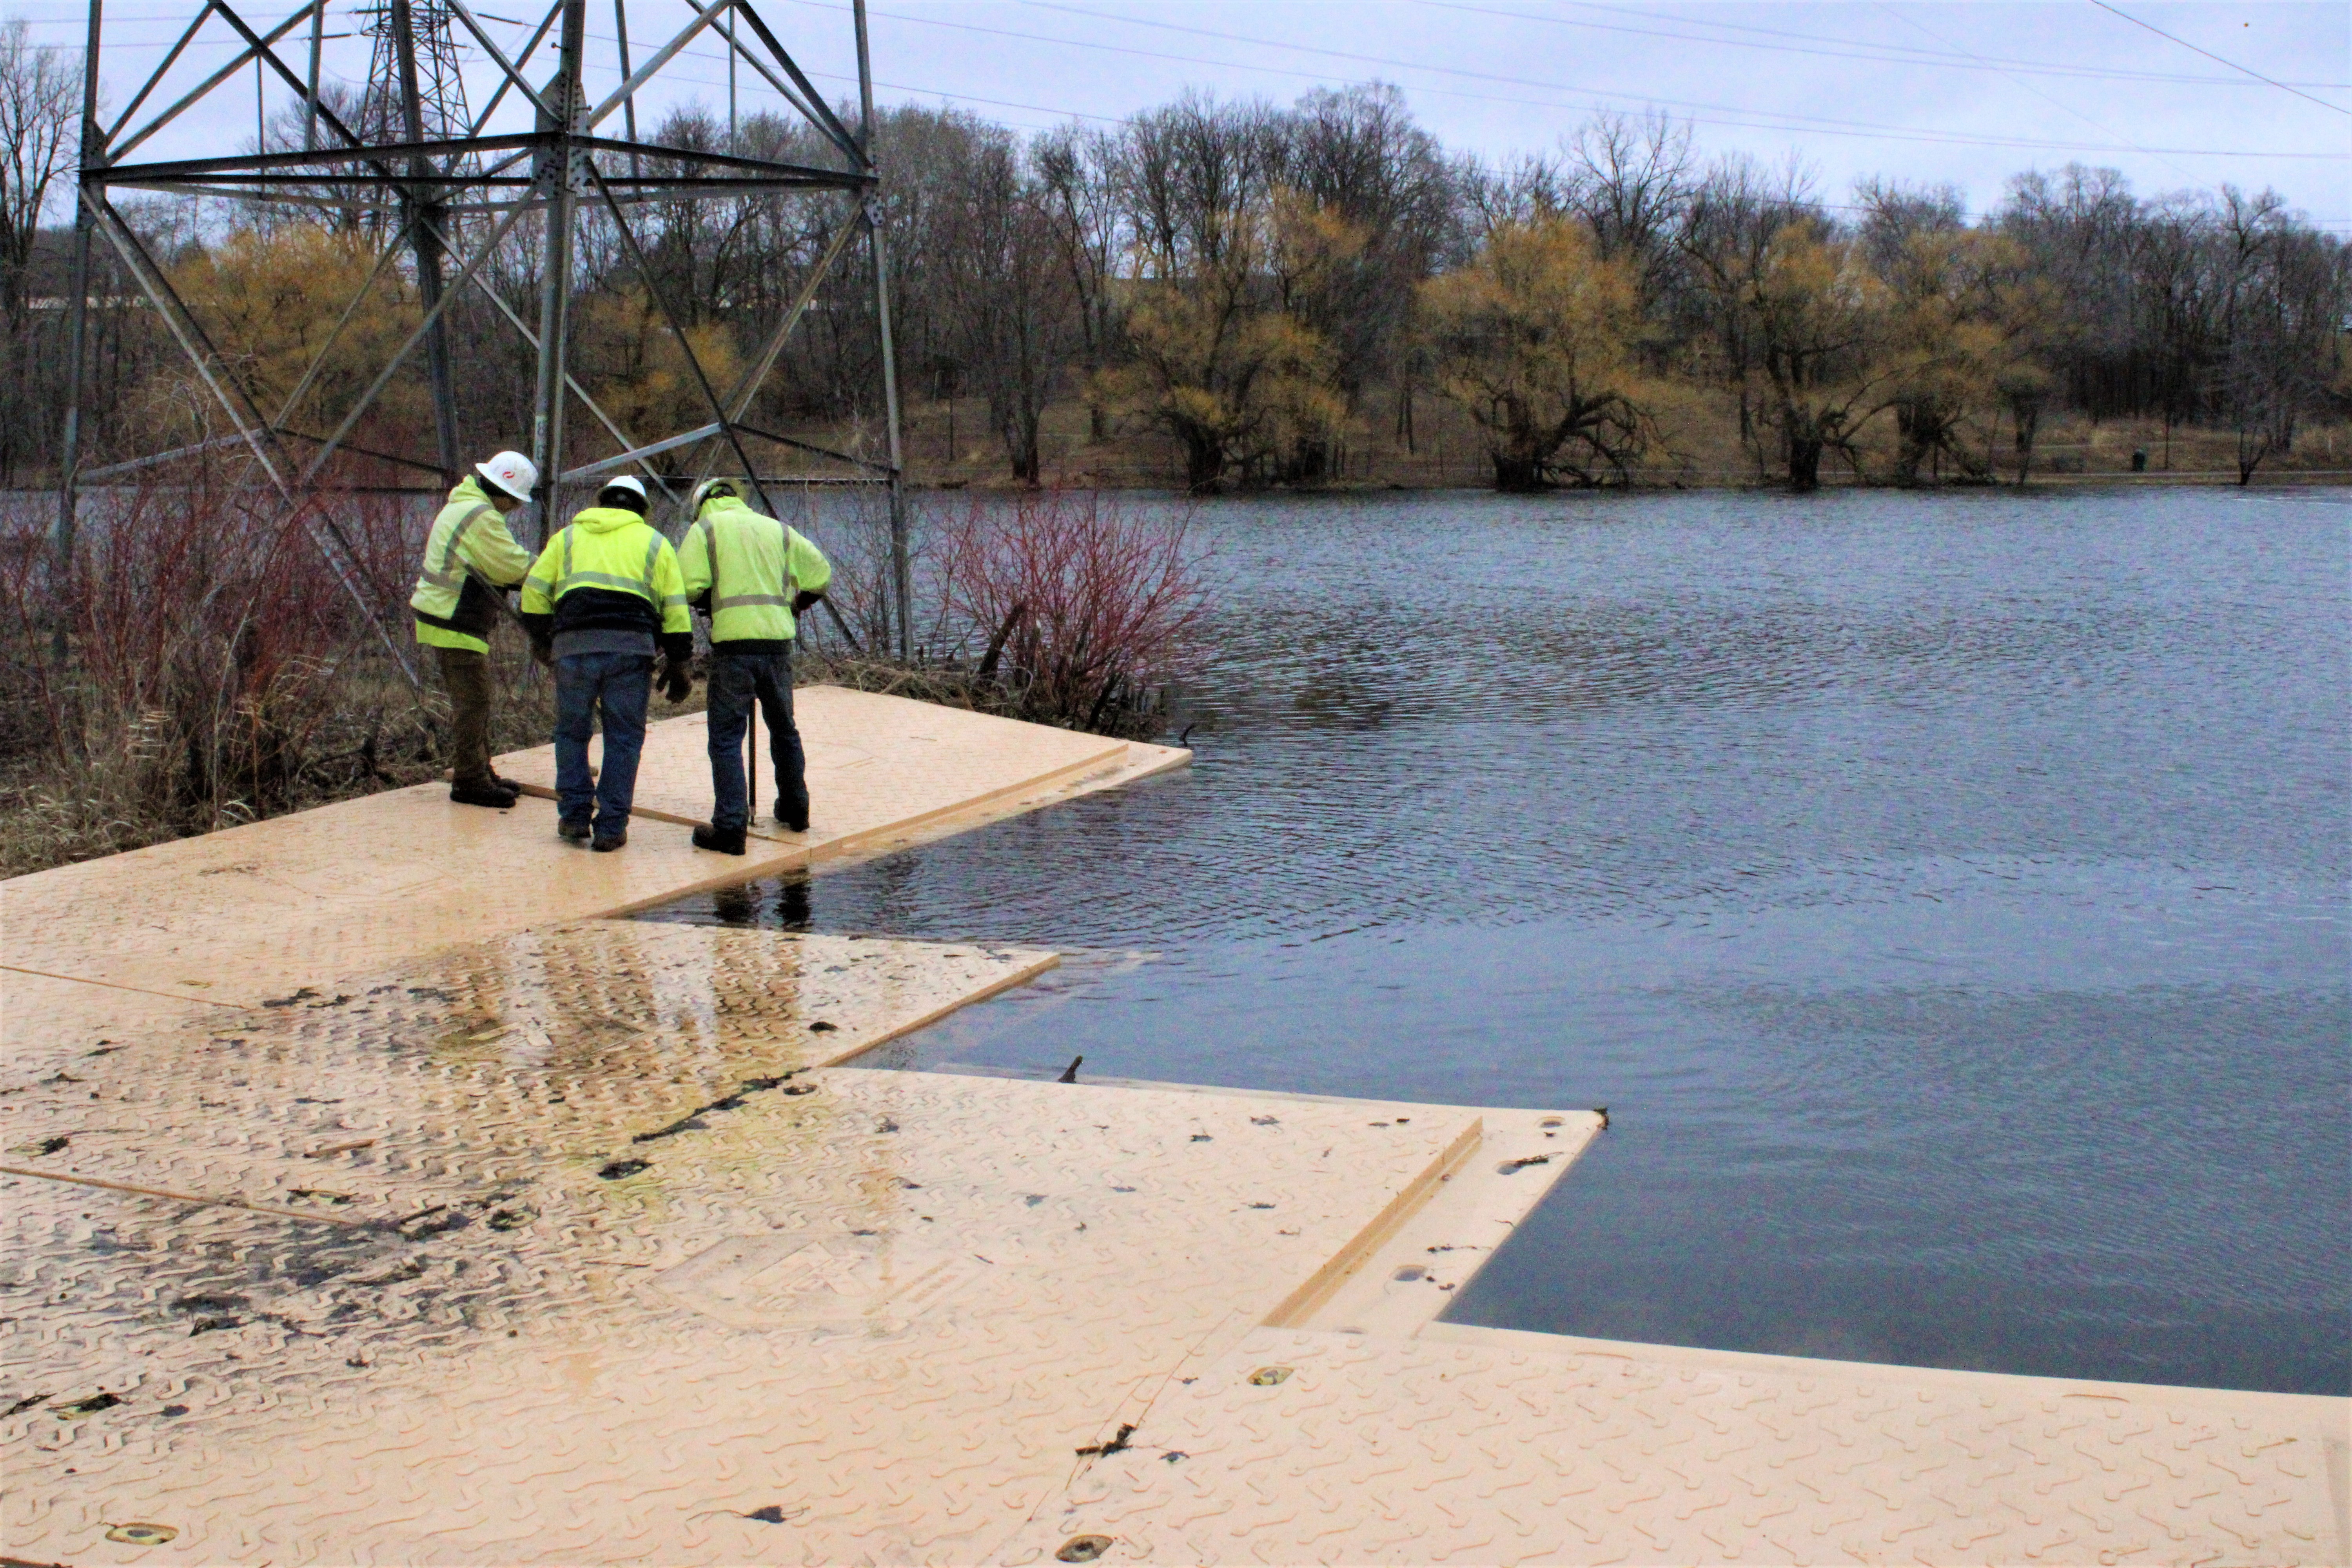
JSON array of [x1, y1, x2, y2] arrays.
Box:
[[557, 817, 592, 843], [451, 778, 518, 808], [693, 824, 747, 856], [591, 829, 628, 853], [775, 795, 809, 833]]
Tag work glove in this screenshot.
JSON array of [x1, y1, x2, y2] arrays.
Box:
[[660, 657, 693, 704], [528, 637, 553, 668], [792, 590, 824, 616]]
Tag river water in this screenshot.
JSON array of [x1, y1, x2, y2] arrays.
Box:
[[650, 486, 2350, 1396]]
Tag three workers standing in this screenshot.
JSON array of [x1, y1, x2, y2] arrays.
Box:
[[413, 455, 831, 854]]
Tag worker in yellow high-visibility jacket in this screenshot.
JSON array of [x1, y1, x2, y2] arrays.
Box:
[[410, 449, 537, 807], [517, 475, 694, 851], [678, 478, 832, 854]]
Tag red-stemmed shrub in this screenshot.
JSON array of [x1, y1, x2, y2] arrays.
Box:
[[930, 487, 1209, 736]]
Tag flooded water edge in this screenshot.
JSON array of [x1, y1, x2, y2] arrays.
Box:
[[649, 486, 2350, 1395]]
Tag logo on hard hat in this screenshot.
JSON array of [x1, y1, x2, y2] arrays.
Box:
[[476, 450, 540, 501]]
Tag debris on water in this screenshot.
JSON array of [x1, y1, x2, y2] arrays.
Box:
[[877, 1119, 900, 1134], [740, 1504, 804, 1524], [287, 1189, 354, 1205], [187, 1316, 241, 1336], [1496, 1154, 1552, 1174], [1190, 1133, 1212, 1142], [1593, 1106, 1610, 1129], [16, 1135, 69, 1156], [597, 1159, 651, 1180], [262, 988, 321, 1007], [1023, 1194, 1046, 1207], [1056, 1536, 1113, 1564], [1161, 1450, 1188, 1462], [486, 1205, 537, 1231], [172, 1294, 247, 1314], [1250, 1115, 1279, 1125], [2, 1392, 51, 1417], [1245, 1202, 1274, 1210], [304, 1139, 374, 1159], [808, 1020, 838, 1033], [1057, 1054, 1083, 1083], [160, 1404, 188, 1417]]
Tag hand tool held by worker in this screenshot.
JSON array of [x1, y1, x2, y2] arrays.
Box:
[[682, 479, 830, 845]]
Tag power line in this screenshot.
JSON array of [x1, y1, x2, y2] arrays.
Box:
[[2083, 0, 2349, 115], [810, 0, 2346, 161], [1557, 0, 2347, 90], [1430, 0, 2345, 91], [1871, 1, 2198, 189]]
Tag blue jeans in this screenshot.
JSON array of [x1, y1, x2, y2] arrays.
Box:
[[554, 652, 652, 835], [705, 648, 806, 831]]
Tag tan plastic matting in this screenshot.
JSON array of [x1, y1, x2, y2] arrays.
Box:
[[495, 685, 1134, 844], [0, 686, 1184, 1012], [0, 918, 1573, 1564]]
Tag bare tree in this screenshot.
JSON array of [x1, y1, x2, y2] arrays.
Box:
[[0, 18, 79, 328], [1564, 110, 1693, 310], [940, 134, 1080, 482], [1034, 123, 1127, 443]]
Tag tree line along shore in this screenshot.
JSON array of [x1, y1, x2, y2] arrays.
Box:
[[1, 38, 2345, 497]]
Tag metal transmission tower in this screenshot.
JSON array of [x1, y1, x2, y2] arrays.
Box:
[[356, 0, 468, 144], [52, 0, 917, 678]]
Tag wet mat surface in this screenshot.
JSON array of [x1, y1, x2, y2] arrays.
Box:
[[3, 1018, 1486, 1564]]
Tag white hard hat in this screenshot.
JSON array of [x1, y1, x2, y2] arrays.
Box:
[[599, 474, 648, 503], [690, 477, 740, 515], [474, 450, 539, 501]]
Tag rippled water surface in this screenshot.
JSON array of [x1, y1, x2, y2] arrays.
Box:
[[652, 487, 2350, 1395]]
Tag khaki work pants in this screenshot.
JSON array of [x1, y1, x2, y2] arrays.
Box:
[[436, 645, 496, 786]]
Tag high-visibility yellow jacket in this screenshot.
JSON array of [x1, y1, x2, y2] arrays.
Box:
[[679, 495, 833, 650], [410, 475, 533, 654], [517, 506, 693, 662]]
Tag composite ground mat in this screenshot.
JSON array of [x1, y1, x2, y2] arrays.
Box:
[[1, 918, 1563, 1563], [0, 686, 1183, 1008]]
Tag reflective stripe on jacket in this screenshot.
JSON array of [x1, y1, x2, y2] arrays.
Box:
[[519, 506, 693, 656], [679, 496, 832, 647], [410, 476, 532, 653]]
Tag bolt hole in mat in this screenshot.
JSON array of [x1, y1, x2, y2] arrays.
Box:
[[652, 489, 2350, 1397]]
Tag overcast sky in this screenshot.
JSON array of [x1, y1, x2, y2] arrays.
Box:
[[16, 0, 2347, 227]]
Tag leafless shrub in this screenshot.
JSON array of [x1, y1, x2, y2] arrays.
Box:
[[0, 481, 548, 874]]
